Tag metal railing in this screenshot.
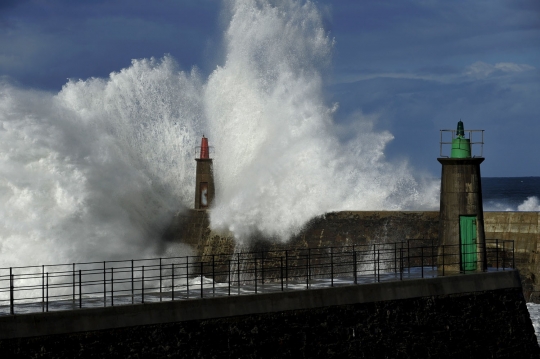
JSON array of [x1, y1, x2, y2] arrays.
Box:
[[439, 129, 484, 158], [0, 240, 514, 316], [193, 146, 215, 158]]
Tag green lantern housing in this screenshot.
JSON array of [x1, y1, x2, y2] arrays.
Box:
[[450, 120, 471, 158]]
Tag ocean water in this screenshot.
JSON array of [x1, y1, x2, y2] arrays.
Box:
[[483, 177, 540, 211]]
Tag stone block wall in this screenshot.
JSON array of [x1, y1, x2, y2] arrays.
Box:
[[1, 287, 537, 358], [167, 210, 540, 301], [484, 212, 540, 301]]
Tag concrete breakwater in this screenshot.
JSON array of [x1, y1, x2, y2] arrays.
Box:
[[0, 271, 537, 358], [166, 210, 540, 301]]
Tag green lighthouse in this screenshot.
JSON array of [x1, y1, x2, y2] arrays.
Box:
[[450, 120, 471, 158], [438, 121, 487, 273]]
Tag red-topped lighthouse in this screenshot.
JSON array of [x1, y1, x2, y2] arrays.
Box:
[[199, 136, 209, 159], [194, 136, 215, 210]]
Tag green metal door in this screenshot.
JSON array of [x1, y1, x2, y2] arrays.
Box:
[[460, 216, 477, 271]]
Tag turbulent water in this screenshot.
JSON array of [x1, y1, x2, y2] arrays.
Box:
[[1, 0, 537, 268], [483, 177, 540, 211]]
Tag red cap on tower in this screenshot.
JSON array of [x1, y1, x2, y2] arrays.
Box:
[[199, 136, 209, 159]]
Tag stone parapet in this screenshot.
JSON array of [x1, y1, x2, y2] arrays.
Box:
[[0, 271, 537, 358], [166, 210, 540, 301]]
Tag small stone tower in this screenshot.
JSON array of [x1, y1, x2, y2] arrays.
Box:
[[194, 136, 215, 210], [438, 121, 487, 273]]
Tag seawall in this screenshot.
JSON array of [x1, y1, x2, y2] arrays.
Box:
[[0, 271, 537, 358], [166, 210, 540, 301]]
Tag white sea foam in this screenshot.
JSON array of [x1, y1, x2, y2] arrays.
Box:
[[205, 0, 439, 241], [0, 0, 439, 267], [527, 303, 540, 345], [0, 58, 200, 266], [484, 196, 540, 212], [518, 197, 540, 211]]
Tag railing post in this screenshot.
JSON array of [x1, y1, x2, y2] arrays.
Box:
[[502, 241, 506, 270], [399, 248, 403, 280], [237, 254, 240, 294], [280, 257, 284, 291], [79, 269, 82, 309], [187, 256, 190, 299], [111, 268, 114, 307], [442, 245, 445, 276], [330, 247, 334, 287], [308, 248, 311, 284], [228, 260, 231, 296], [212, 255, 215, 297], [131, 260, 134, 305], [261, 252, 264, 286], [353, 251, 357, 285], [46, 272, 49, 312], [72, 263, 75, 306], [254, 258, 258, 294], [9, 267, 14, 315], [285, 250, 289, 289], [394, 243, 397, 274], [42, 265, 44, 312], [431, 243, 434, 270], [377, 250, 380, 283], [421, 247, 424, 278], [171, 263, 175, 301], [496, 239, 499, 269], [305, 254, 309, 290], [373, 245, 376, 282], [200, 261, 203, 298], [103, 261, 106, 307], [407, 241, 410, 275], [512, 241, 515, 269], [142, 265, 145, 304], [159, 258, 162, 302]]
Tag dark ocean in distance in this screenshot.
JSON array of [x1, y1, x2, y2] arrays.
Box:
[[482, 177, 540, 211]]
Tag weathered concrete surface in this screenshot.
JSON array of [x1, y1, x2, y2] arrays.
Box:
[[0, 270, 521, 340], [484, 212, 540, 301], [166, 210, 540, 301], [0, 271, 538, 358], [166, 210, 440, 259], [437, 158, 487, 273]]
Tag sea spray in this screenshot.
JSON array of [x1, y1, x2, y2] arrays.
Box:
[[0, 0, 439, 268], [0, 58, 199, 267], [518, 197, 540, 211], [206, 0, 439, 242]]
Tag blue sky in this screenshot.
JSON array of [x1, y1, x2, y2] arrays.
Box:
[[1, 0, 539, 177]]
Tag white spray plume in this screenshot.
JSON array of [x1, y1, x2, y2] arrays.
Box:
[[0, 0, 440, 267], [517, 197, 540, 211], [0, 58, 200, 266], [206, 0, 439, 242]]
